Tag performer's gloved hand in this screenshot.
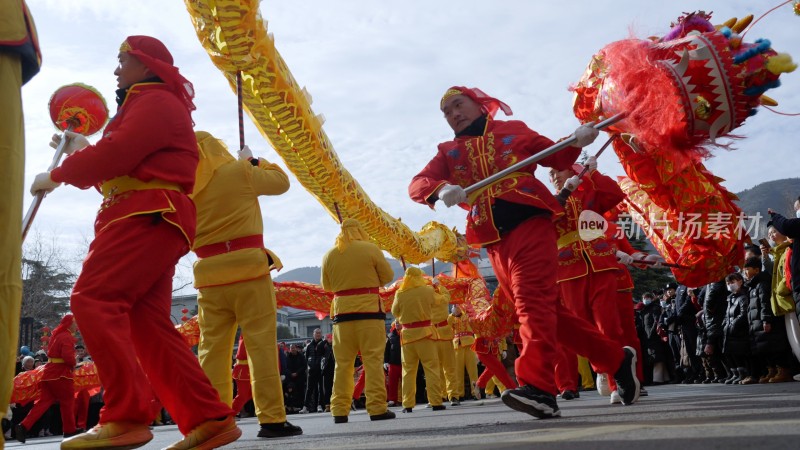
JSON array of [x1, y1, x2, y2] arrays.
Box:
[[563, 175, 582, 192], [438, 184, 467, 207], [30, 172, 61, 195], [238, 145, 254, 161], [50, 131, 89, 156], [585, 155, 598, 172], [280, 374, 286, 381], [502, 351, 507, 359], [573, 124, 599, 148], [383, 363, 389, 371], [644, 253, 665, 268], [616, 250, 634, 266]]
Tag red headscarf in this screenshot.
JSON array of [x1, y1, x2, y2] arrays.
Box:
[[440, 86, 513, 117], [120, 35, 195, 113], [51, 314, 74, 338]]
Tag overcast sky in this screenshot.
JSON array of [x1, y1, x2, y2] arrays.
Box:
[[20, 1, 800, 291]]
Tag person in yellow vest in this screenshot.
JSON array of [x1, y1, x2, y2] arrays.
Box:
[[191, 132, 302, 439], [1, 3, 40, 437], [448, 304, 480, 401], [392, 267, 446, 413], [321, 218, 396, 423], [431, 283, 459, 406]]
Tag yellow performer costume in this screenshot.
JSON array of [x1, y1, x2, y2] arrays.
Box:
[[485, 339, 509, 396], [0, 2, 40, 440], [578, 355, 596, 390], [191, 132, 301, 438], [392, 268, 444, 411], [321, 219, 395, 422], [431, 284, 458, 403], [448, 305, 480, 399]]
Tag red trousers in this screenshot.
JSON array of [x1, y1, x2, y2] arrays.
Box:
[[554, 345, 578, 392], [476, 352, 517, 390], [386, 363, 401, 403], [353, 367, 366, 400], [487, 217, 625, 395], [74, 389, 90, 429], [559, 268, 624, 390], [231, 378, 252, 414], [70, 216, 232, 434], [21, 378, 76, 434], [616, 291, 644, 381]]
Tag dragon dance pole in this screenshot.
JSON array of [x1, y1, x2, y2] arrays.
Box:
[[464, 113, 625, 196], [237, 71, 245, 150], [21, 124, 75, 242], [554, 134, 619, 205]]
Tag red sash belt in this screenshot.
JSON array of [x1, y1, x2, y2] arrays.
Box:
[[195, 234, 263, 258], [435, 320, 449, 327], [334, 287, 380, 296], [403, 320, 431, 329]]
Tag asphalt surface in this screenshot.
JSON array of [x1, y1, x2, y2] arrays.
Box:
[[6, 381, 800, 449]]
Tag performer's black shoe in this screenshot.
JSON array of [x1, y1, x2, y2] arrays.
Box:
[[402, 407, 413, 413], [257, 421, 303, 438], [431, 405, 446, 411], [501, 385, 561, 419], [369, 410, 396, 421], [613, 346, 641, 405], [15, 423, 26, 443], [560, 390, 577, 400], [64, 428, 85, 438], [333, 416, 348, 424]]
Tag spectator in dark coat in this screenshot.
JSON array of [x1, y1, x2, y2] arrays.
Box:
[[674, 285, 702, 383], [320, 334, 335, 411], [722, 273, 751, 384], [743, 257, 793, 383], [703, 280, 728, 382], [285, 344, 307, 412], [301, 329, 326, 413], [642, 294, 669, 384]]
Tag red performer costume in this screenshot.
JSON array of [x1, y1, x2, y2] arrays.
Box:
[[550, 165, 626, 396], [231, 335, 252, 415], [34, 36, 239, 450], [16, 314, 77, 443], [474, 336, 518, 392], [606, 220, 647, 384], [409, 86, 640, 418]]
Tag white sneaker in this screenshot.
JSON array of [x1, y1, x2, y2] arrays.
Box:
[[387, 401, 397, 407], [299, 407, 309, 414], [450, 399, 461, 406], [610, 390, 622, 404], [317, 405, 324, 413], [425, 403, 432, 408], [597, 373, 611, 396], [794, 374, 800, 382]]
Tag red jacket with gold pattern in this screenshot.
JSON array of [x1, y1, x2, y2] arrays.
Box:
[[555, 171, 624, 282], [50, 83, 197, 243], [409, 118, 581, 246]]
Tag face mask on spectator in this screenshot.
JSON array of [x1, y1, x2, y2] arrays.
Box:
[[796, 210, 800, 219], [660, 300, 667, 307], [643, 299, 652, 305], [726, 283, 740, 293]]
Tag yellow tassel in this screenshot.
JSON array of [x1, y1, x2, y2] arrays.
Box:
[[766, 53, 798, 75], [759, 95, 778, 107], [731, 15, 753, 34]]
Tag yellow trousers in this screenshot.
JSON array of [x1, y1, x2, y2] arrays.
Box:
[[435, 340, 457, 401], [401, 338, 442, 408], [197, 276, 286, 424], [578, 355, 596, 390], [453, 346, 478, 398], [0, 53, 24, 433], [330, 319, 387, 417], [486, 376, 507, 395]]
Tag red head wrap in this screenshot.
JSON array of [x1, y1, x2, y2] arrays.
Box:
[[51, 314, 74, 338], [440, 86, 513, 117], [120, 35, 195, 113]]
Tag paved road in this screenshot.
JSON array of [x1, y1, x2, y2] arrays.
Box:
[[7, 382, 800, 449]]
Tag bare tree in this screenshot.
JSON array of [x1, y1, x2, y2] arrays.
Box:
[[20, 230, 76, 351]]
